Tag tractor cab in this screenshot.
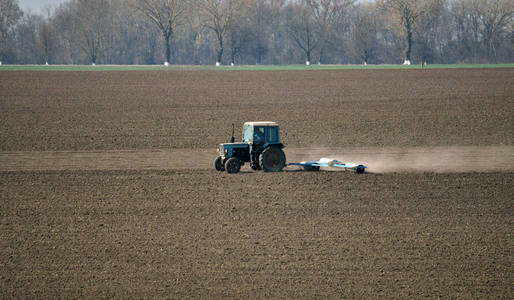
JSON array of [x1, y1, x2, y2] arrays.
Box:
[[242, 122, 282, 150], [215, 122, 286, 173]]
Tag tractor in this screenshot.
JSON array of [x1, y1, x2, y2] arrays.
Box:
[[214, 122, 286, 174]]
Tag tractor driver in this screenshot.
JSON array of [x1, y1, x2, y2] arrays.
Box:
[[254, 127, 265, 145]]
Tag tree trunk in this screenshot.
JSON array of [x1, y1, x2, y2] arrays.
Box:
[[217, 36, 224, 64], [164, 33, 171, 64], [257, 45, 263, 64], [90, 38, 97, 64], [405, 21, 413, 62]]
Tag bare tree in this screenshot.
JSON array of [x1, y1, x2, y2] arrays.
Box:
[[66, 0, 115, 65], [15, 13, 54, 64], [129, 13, 160, 64], [451, 0, 481, 61], [14, 13, 40, 63], [130, 0, 187, 65], [180, 11, 203, 64], [192, 0, 241, 65], [286, 1, 319, 64], [52, 2, 79, 64], [37, 18, 53, 64], [307, 0, 355, 63], [0, 0, 23, 63], [353, 3, 379, 64], [468, 0, 514, 60], [245, 0, 270, 64], [5, 0, 514, 65], [227, 16, 245, 65], [378, 0, 443, 64]]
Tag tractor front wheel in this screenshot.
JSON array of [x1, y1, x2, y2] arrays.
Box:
[[214, 156, 225, 171], [225, 157, 241, 174], [260, 147, 286, 172]]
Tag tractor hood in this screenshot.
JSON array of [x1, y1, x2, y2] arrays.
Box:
[[218, 142, 250, 157]]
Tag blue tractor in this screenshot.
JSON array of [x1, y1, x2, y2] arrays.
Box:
[[214, 122, 286, 174]]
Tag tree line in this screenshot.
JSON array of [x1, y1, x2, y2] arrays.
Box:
[[1, 0, 512, 66]]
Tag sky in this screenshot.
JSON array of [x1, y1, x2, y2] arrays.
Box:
[[18, 0, 68, 14]]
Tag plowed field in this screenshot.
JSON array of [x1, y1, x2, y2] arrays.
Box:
[[1, 69, 513, 298]]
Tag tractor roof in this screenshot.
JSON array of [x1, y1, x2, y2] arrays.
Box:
[[244, 121, 278, 127]]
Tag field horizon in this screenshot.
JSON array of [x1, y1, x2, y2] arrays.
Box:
[[1, 63, 514, 71]]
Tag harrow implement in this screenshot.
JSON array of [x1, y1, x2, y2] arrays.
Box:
[[289, 158, 367, 173]]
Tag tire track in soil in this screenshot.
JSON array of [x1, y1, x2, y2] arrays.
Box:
[[1, 146, 512, 173]]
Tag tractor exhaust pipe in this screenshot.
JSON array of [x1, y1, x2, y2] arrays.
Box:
[[230, 123, 235, 143]]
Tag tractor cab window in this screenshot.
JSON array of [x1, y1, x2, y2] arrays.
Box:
[[243, 125, 253, 143], [254, 127, 265, 144], [268, 126, 279, 143]]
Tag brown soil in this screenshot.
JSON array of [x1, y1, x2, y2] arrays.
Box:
[[0, 69, 513, 298], [0, 69, 512, 151], [1, 170, 512, 298]]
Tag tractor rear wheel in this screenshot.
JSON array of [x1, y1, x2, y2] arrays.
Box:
[[260, 147, 286, 172], [214, 156, 225, 171], [225, 157, 241, 174]]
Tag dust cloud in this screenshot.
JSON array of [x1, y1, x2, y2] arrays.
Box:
[[286, 146, 514, 173]]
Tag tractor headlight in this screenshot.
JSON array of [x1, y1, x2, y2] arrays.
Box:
[[218, 145, 227, 156]]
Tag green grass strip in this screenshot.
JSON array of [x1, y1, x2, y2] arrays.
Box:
[[1, 63, 513, 71]]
